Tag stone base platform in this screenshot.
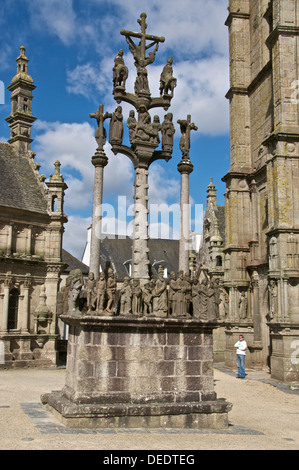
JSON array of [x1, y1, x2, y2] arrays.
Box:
[[41, 314, 232, 429], [42, 391, 232, 429]]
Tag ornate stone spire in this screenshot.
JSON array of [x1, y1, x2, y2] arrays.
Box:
[[207, 178, 217, 208], [5, 46, 37, 154]]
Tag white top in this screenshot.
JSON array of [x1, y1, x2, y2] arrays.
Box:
[[234, 340, 247, 355]]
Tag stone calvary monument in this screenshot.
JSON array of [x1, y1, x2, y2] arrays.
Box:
[[42, 13, 232, 429]]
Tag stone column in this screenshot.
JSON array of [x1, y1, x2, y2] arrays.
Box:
[[252, 271, 261, 342], [1, 278, 11, 332], [89, 150, 108, 279], [177, 159, 193, 274], [27, 226, 33, 255], [132, 166, 150, 283], [6, 223, 13, 255], [21, 278, 31, 333]]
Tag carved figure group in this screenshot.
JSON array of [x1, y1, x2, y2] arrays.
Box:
[[117, 268, 218, 320], [84, 268, 117, 315], [126, 108, 173, 151], [65, 267, 220, 320]]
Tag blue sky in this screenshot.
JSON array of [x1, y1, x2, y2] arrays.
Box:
[[0, 0, 230, 259]]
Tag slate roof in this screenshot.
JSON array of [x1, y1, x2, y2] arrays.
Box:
[[62, 249, 89, 275], [99, 237, 180, 280], [0, 142, 48, 214], [215, 205, 225, 242]]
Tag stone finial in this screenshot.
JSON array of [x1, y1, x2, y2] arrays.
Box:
[[49, 160, 64, 182], [207, 178, 217, 207]]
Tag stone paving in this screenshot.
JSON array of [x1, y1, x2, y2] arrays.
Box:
[[0, 365, 298, 450]]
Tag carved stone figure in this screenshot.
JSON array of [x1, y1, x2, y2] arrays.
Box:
[[106, 268, 117, 314], [152, 115, 161, 146], [268, 279, 278, 319], [131, 279, 142, 315], [191, 279, 201, 318], [173, 270, 186, 317], [127, 110, 137, 143], [198, 277, 209, 319], [184, 274, 192, 314], [152, 267, 168, 316], [135, 105, 156, 142], [239, 291, 248, 320], [119, 276, 132, 315], [86, 272, 97, 311], [122, 13, 163, 70], [113, 49, 129, 90], [141, 281, 152, 315], [161, 113, 175, 153], [96, 272, 106, 314], [213, 279, 221, 319], [177, 116, 198, 159], [207, 280, 217, 320], [89, 105, 112, 150], [67, 269, 83, 314], [134, 67, 150, 95], [109, 106, 124, 144], [219, 287, 229, 318], [168, 271, 177, 316], [159, 56, 177, 97]]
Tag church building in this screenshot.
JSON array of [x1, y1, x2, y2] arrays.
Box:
[[0, 47, 68, 367], [200, 0, 299, 382]]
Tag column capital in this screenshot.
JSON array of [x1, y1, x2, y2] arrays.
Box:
[[177, 159, 194, 175], [91, 150, 108, 168]]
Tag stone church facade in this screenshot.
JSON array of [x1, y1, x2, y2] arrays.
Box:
[[0, 47, 68, 367], [200, 0, 299, 382]]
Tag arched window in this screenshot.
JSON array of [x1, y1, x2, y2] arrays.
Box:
[[216, 255, 223, 267], [51, 195, 57, 212], [8, 288, 19, 330]]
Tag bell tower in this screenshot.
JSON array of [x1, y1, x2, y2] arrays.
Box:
[[5, 46, 37, 154]]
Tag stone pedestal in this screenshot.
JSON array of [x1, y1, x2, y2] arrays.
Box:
[[42, 315, 232, 429], [269, 323, 299, 383]]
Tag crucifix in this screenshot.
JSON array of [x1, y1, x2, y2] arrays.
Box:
[[89, 104, 112, 151], [121, 12, 165, 70], [177, 115, 198, 160], [177, 114, 198, 273], [89, 104, 111, 279]]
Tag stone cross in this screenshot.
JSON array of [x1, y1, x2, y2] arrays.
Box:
[[177, 114, 198, 160], [121, 13, 165, 69], [110, 13, 176, 284], [89, 104, 110, 279], [90, 104, 112, 150], [177, 114, 198, 273]]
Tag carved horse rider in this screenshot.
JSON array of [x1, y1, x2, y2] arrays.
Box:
[[113, 49, 129, 89], [159, 56, 177, 97]]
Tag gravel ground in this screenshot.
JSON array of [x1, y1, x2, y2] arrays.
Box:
[[0, 366, 298, 451]]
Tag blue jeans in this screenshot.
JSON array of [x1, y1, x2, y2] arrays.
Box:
[[236, 354, 245, 378]]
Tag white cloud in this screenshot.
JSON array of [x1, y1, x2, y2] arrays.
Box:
[[63, 215, 91, 260], [33, 120, 136, 211], [148, 163, 180, 205], [25, 0, 77, 45], [88, 0, 229, 58]]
